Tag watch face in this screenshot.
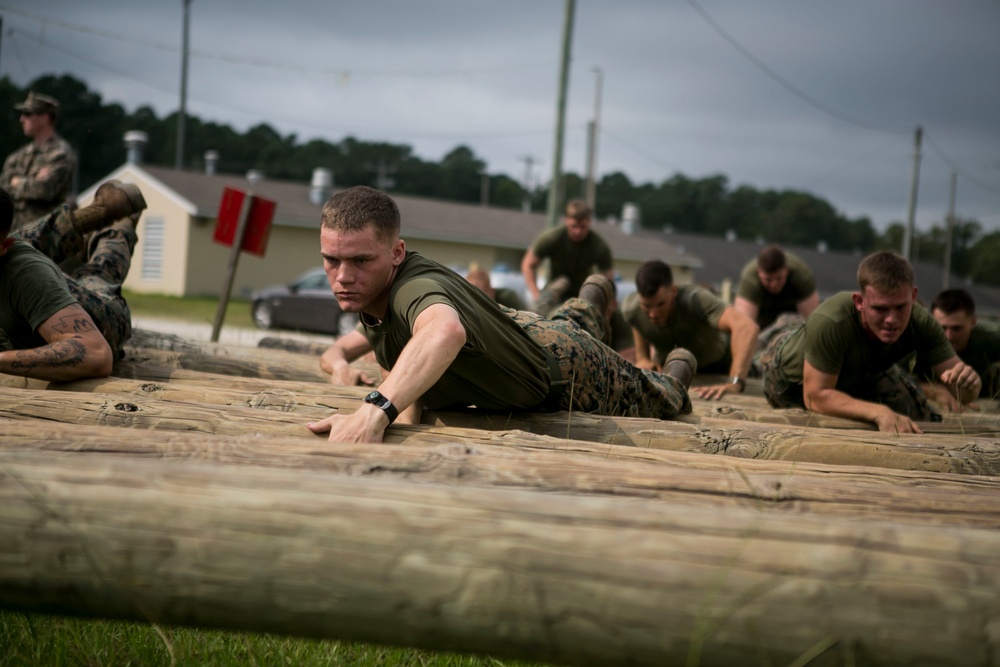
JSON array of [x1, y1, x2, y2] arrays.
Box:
[[366, 391, 380, 403]]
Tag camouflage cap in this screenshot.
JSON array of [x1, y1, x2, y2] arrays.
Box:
[[14, 91, 59, 115]]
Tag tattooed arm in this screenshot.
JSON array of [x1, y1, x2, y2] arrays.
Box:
[[0, 304, 113, 381]]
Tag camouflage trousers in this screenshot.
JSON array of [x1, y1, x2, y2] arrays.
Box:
[[509, 298, 691, 420], [13, 205, 136, 357], [760, 324, 937, 420]]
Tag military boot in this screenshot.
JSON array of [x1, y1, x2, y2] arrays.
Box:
[[578, 274, 615, 345], [72, 180, 147, 235], [663, 348, 697, 390]]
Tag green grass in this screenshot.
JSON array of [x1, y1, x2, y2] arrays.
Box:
[[0, 611, 543, 667], [124, 290, 253, 329]]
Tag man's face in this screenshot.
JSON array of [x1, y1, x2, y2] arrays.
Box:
[[637, 285, 678, 327], [932, 308, 976, 354], [852, 284, 917, 345], [757, 267, 789, 295], [320, 225, 404, 316], [19, 111, 48, 139], [564, 214, 591, 243]]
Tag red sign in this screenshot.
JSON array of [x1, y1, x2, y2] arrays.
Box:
[[213, 187, 276, 257]]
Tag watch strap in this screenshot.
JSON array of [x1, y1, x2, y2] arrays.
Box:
[[364, 391, 399, 424]]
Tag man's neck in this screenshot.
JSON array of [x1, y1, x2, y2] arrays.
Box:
[[31, 126, 55, 146]]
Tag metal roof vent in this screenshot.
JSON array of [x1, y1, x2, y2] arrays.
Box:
[[621, 202, 640, 235], [204, 150, 219, 175], [123, 130, 148, 165], [310, 167, 334, 205]]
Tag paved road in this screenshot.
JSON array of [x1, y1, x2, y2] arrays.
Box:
[[132, 315, 336, 349]]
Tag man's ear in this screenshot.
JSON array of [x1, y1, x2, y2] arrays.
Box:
[[391, 238, 406, 266], [852, 291, 863, 311]]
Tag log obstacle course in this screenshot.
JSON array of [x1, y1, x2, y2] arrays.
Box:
[[2, 329, 1000, 666]]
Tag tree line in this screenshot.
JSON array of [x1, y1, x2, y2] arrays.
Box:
[[3, 73, 997, 285]]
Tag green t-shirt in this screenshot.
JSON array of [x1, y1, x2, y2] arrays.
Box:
[[777, 291, 954, 395], [737, 251, 816, 328], [622, 285, 731, 373], [361, 252, 550, 411], [912, 322, 1000, 397], [530, 226, 612, 297], [0, 240, 76, 351]]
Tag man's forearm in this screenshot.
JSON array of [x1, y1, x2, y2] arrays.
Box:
[[0, 338, 110, 381], [727, 323, 758, 380]]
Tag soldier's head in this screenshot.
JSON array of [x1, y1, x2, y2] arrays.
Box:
[[563, 199, 592, 243], [0, 188, 14, 254], [319, 186, 405, 316], [853, 251, 917, 345], [755, 245, 789, 295], [14, 91, 58, 141], [466, 267, 493, 295], [931, 288, 977, 354], [635, 260, 678, 326]]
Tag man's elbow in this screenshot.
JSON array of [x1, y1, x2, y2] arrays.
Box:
[[89, 343, 114, 378]]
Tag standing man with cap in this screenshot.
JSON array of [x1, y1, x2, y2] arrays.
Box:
[[1, 91, 76, 233]]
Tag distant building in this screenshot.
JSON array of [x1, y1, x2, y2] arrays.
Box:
[[78, 162, 701, 299]]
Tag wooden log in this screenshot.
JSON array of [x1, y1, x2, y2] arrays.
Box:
[[119, 346, 330, 383], [1, 450, 998, 666], [3, 418, 1000, 529], [2, 384, 1000, 476]]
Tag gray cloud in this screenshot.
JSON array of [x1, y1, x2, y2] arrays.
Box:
[[2, 0, 998, 234]]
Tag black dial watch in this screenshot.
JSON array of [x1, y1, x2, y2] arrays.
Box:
[[364, 390, 399, 424]]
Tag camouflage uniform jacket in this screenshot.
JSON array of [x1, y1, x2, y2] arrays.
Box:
[[0, 133, 76, 231]]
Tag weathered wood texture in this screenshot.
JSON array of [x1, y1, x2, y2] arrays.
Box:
[[8, 374, 1000, 476], [2, 449, 999, 667], [4, 418, 1000, 529]]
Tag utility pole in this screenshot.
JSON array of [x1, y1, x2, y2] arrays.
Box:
[[584, 66, 603, 211], [545, 0, 576, 229], [943, 170, 957, 290], [519, 155, 537, 213], [175, 0, 191, 170], [901, 125, 923, 261]]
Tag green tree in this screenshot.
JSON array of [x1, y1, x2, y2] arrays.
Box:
[[968, 231, 1000, 286]]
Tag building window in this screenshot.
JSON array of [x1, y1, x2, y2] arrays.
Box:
[[141, 216, 164, 282]]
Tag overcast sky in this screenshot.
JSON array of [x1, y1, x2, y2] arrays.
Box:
[[2, 0, 998, 236]]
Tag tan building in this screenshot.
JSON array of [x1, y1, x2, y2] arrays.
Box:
[[78, 163, 701, 299]]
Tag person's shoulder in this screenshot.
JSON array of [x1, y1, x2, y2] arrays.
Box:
[[621, 291, 642, 321], [738, 257, 758, 280], [43, 134, 75, 157], [810, 291, 854, 322], [785, 251, 815, 275]]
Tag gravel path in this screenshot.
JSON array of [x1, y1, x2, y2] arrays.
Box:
[[131, 315, 337, 349]]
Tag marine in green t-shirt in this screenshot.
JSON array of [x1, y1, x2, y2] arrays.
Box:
[[313, 187, 696, 444], [735, 246, 820, 329], [760, 251, 981, 433], [0, 180, 146, 382], [521, 199, 613, 316], [624, 260, 760, 400], [912, 289, 1000, 404]]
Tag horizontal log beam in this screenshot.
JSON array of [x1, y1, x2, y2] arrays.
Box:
[[3, 418, 1000, 528], [1, 449, 998, 666], [5, 378, 1000, 476]]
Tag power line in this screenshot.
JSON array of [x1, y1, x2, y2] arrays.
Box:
[[923, 132, 1000, 197], [602, 129, 686, 177], [0, 4, 546, 79], [685, 0, 908, 136]]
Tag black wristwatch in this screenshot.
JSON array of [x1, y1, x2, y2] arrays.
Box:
[[729, 376, 746, 392], [364, 390, 399, 424]]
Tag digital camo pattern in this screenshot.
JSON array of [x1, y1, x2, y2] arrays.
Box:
[[1, 134, 76, 232], [510, 297, 690, 419], [14, 205, 135, 356]]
